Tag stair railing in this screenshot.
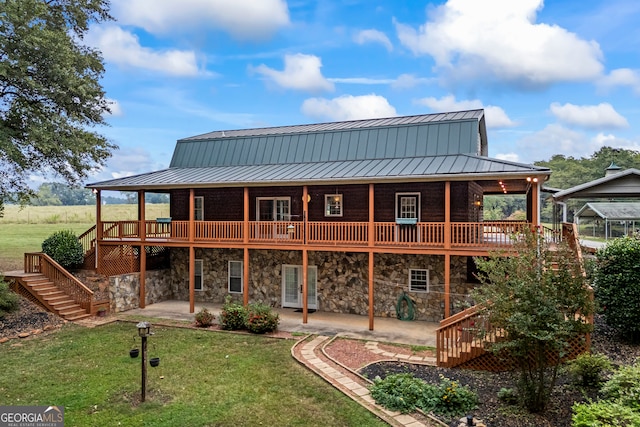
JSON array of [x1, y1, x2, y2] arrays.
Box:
[[436, 304, 501, 368], [24, 253, 94, 312]]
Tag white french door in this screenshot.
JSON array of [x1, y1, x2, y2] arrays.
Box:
[[257, 197, 291, 238], [282, 264, 317, 309]]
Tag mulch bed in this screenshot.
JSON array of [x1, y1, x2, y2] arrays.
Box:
[[360, 315, 640, 427]]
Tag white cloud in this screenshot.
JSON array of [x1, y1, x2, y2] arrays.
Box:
[[106, 99, 123, 117], [550, 102, 629, 129], [414, 95, 516, 128], [517, 124, 594, 162], [391, 74, 433, 89], [597, 68, 640, 95], [253, 54, 334, 92], [353, 29, 393, 51], [495, 153, 520, 162], [111, 0, 289, 40], [592, 133, 640, 153], [88, 26, 203, 77], [301, 94, 397, 121], [329, 77, 395, 85], [394, 0, 603, 86]]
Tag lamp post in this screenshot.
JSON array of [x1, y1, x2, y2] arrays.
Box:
[[136, 322, 152, 402]]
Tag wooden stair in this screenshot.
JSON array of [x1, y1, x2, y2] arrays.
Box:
[[12, 273, 91, 321]]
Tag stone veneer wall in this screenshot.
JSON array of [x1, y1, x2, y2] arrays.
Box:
[[167, 248, 475, 322], [109, 269, 172, 313]]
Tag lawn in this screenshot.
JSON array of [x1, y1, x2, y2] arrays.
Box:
[[0, 322, 386, 427]]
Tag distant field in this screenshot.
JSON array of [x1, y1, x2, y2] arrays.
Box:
[[0, 204, 169, 272], [0, 203, 169, 223]]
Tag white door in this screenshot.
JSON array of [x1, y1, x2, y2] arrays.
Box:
[[282, 265, 317, 309]]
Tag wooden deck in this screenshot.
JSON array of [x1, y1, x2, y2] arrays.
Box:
[[96, 220, 533, 251]]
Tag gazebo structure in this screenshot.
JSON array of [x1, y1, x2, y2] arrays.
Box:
[[574, 202, 640, 240]]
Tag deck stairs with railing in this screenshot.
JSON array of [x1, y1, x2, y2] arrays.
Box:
[[10, 273, 92, 321], [435, 222, 591, 371], [6, 253, 95, 322]]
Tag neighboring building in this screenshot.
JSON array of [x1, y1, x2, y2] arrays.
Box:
[[86, 110, 551, 328]]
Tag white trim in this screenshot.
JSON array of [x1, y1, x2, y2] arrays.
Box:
[[409, 268, 429, 293], [395, 192, 421, 221], [228, 260, 243, 294], [281, 264, 318, 309], [256, 197, 291, 221], [194, 259, 203, 291], [194, 196, 204, 221], [324, 194, 343, 217]]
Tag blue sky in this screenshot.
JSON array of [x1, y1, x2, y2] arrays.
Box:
[[77, 0, 640, 184]]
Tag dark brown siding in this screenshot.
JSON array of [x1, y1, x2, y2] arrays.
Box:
[[374, 182, 445, 222], [248, 187, 303, 221], [307, 184, 369, 221], [170, 188, 244, 221]]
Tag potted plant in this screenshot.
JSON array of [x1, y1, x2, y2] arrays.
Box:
[[149, 357, 160, 367], [129, 348, 139, 358], [96, 307, 107, 317]]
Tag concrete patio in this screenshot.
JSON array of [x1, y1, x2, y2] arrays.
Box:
[[123, 300, 439, 347]]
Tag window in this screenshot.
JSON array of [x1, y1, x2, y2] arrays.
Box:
[[396, 193, 420, 220], [409, 269, 429, 292], [194, 259, 203, 291], [324, 194, 343, 217], [194, 196, 204, 221], [257, 197, 290, 221], [228, 260, 243, 293]]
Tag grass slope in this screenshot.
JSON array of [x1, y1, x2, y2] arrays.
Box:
[[0, 322, 385, 427]]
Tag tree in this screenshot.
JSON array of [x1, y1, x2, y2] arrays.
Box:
[[32, 182, 94, 205], [471, 228, 594, 412], [593, 235, 640, 343], [0, 0, 116, 207]]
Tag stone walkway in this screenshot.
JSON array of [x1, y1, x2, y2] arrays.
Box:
[[293, 335, 444, 427]]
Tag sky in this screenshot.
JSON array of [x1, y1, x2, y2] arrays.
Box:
[[77, 0, 640, 185]]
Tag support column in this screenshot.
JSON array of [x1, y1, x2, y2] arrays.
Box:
[[188, 189, 195, 313], [368, 183, 375, 330], [302, 186, 309, 323], [95, 190, 102, 271], [532, 179, 540, 227], [243, 187, 249, 306], [444, 181, 451, 318], [140, 244, 146, 309], [138, 190, 146, 242]]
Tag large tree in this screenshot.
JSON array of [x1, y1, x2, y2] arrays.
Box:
[[0, 0, 116, 206]]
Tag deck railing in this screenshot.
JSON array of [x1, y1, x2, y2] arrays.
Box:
[[24, 252, 94, 312], [99, 219, 529, 249]]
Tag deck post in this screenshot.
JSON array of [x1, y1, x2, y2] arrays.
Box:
[[140, 244, 146, 309], [368, 183, 375, 330], [302, 186, 309, 323], [444, 181, 451, 318], [95, 190, 102, 271], [243, 187, 249, 306], [138, 190, 146, 242], [189, 189, 195, 313]]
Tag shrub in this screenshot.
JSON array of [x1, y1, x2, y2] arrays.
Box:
[[370, 373, 478, 418], [246, 301, 279, 334], [41, 229, 84, 269], [600, 362, 640, 411], [593, 236, 640, 343], [194, 307, 214, 327], [572, 401, 640, 427], [218, 296, 247, 330], [370, 373, 425, 413], [0, 278, 19, 319], [568, 352, 612, 387], [497, 387, 518, 405]]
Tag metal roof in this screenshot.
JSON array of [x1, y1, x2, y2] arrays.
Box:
[[170, 110, 488, 168], [182, 110, 485, 140], [553, 168, 640, 201], [575, 202, 640, 220], [87, 154, 550, 191]]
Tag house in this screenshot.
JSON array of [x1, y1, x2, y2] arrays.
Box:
[[85, 109, 552, 329]]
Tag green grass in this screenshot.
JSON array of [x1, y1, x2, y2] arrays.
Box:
[[0, 322, 386, 427]]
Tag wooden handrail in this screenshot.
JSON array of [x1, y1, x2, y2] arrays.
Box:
[[24, 253, 94, 311], [78, 225, 97, 254]]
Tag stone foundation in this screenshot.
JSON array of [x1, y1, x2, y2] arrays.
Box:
[[109, 269, 172, 312], [165, 248, 475, 322]]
